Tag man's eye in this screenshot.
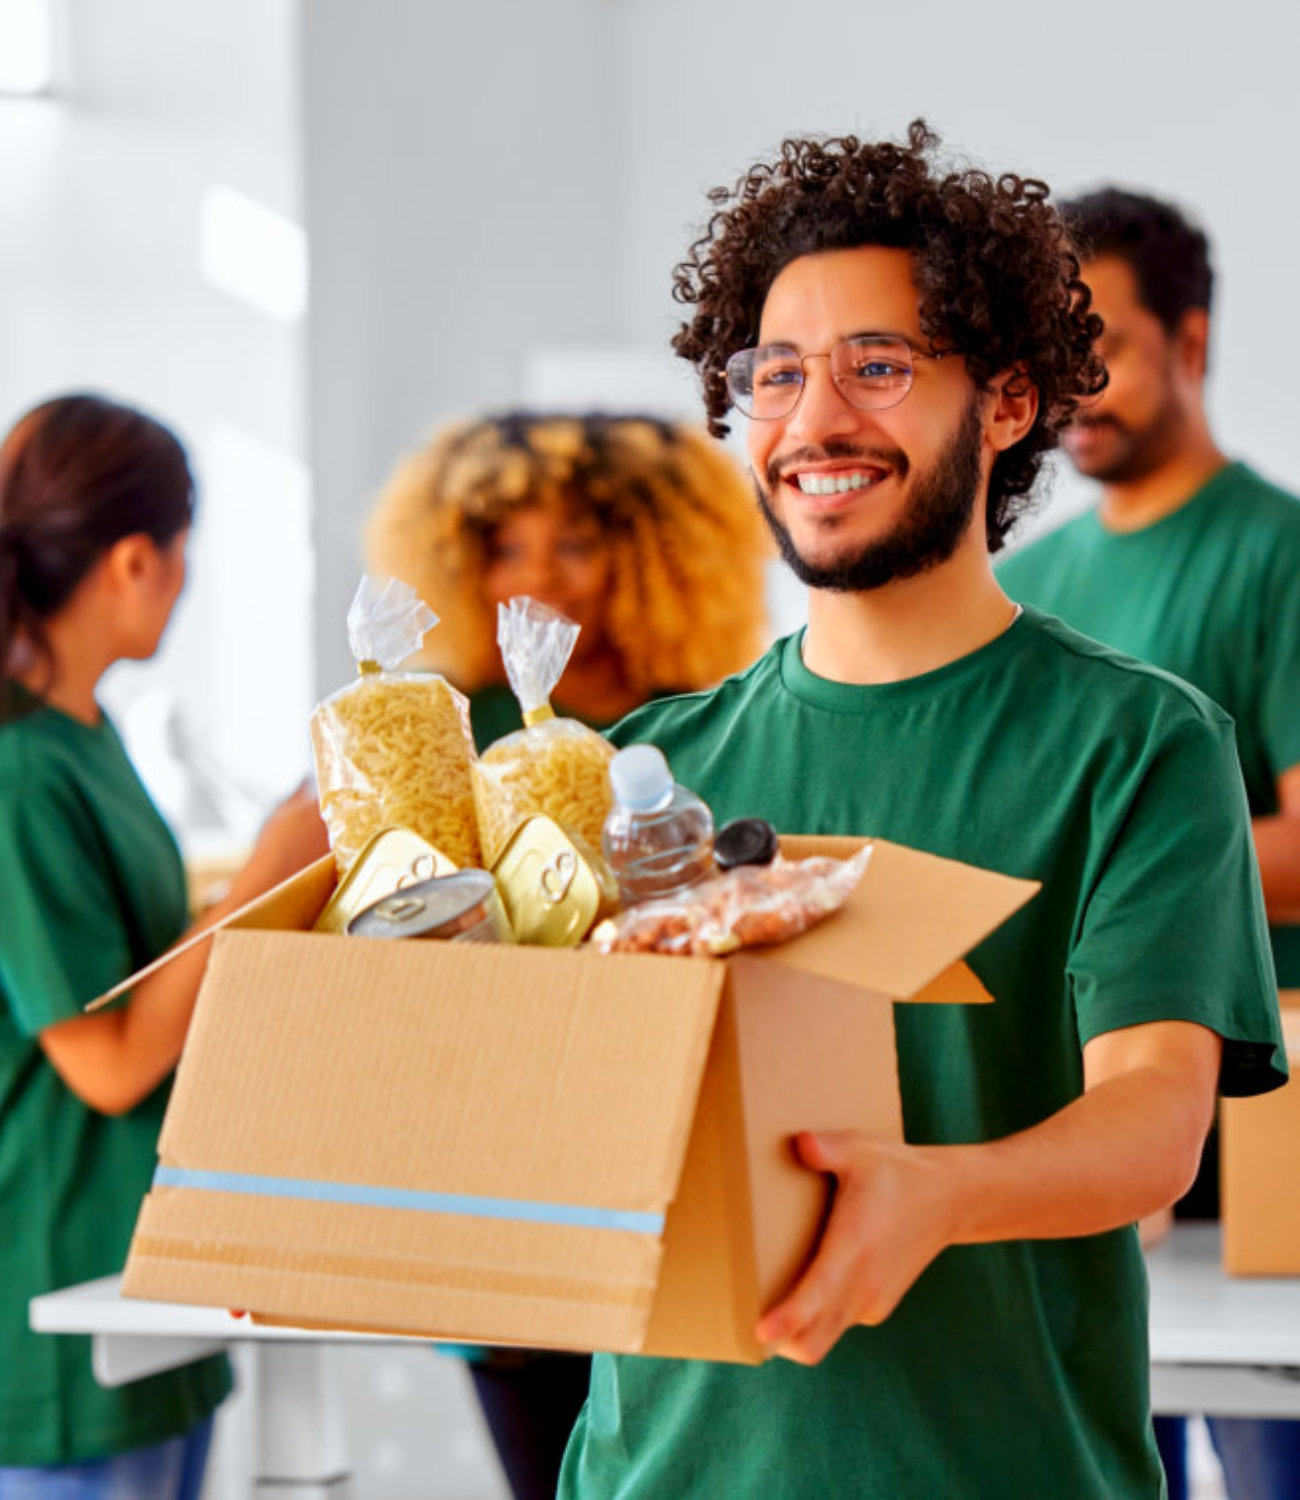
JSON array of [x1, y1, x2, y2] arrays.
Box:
[[852, 360, 907, 380]]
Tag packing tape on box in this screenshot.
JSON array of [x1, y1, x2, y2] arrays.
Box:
[[152, 1166, 664, 1235]]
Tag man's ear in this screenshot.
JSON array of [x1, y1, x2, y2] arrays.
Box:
[[1175, 307, 1210, 384], [985, 369, 1039, 455]]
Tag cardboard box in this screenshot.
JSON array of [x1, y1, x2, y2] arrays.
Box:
[[1222, 1004, 1300, 1275], [122, 836, 1036, 1363]]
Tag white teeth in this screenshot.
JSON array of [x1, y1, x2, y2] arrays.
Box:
[[795, 471, 876, 496]]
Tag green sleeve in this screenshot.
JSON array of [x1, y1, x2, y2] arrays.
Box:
[[0, 771, 138, 1036], [1068, 713, 1286, 1097]]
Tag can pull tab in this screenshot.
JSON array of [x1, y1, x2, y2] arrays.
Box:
[[539, 850, 577, 905], [376, 894, 427, 920]]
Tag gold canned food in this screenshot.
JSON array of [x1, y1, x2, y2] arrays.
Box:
[[491, 814, 618, 947], [313, 827, 459, 935], [346, 870, 512, 943]]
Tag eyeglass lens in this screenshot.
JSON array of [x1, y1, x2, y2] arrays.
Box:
[[728, 335, 916, 419]]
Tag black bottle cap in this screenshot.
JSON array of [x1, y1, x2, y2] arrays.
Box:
[[713, 817, 779, 871]]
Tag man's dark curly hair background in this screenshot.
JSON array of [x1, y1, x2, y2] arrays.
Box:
[[671, 120, 1108, 551]]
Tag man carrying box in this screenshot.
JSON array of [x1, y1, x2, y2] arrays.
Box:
[[997, 186, 1300, 1500], [558, 122, 1287, 1499]]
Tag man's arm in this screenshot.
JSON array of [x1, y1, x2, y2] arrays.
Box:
[[755, 1018, 1221, 1365], [1253, 762, 1300, 921]]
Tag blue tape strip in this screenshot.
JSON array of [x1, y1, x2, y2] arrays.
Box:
[[153, 1166, 663, 1236]]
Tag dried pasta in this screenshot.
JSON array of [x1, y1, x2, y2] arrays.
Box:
[[472, 718, 614, 867], [311, 673, 481, 873]]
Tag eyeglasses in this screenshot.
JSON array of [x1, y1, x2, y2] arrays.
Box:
[[725, 334, 943, 421]]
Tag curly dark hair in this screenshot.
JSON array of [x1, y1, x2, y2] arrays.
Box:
[[671, 120, 1106, 550], [1062, 186, 1213, 334]]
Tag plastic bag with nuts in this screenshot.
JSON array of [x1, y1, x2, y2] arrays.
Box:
[[587, 846, 872, 956]]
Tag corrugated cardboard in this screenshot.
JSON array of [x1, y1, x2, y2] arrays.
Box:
[[1221, 1005, 1300, 1275], [122, 836, 1037, 1363]]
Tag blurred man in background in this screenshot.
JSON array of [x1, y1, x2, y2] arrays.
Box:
[[999, 187, 1300, 1500]]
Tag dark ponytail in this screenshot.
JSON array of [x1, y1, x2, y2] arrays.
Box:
[[0, 394, 194, 684]]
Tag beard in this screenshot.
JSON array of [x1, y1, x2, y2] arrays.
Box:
[[1065, 367, 1186, 486], [1066, 408, 1184, 485], [754, 394, 985, 593]]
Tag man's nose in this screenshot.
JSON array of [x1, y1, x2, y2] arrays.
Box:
[[783, 356, 863, 445]]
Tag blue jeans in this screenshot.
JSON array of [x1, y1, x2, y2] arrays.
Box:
[[0, 1416, 213, 1500], [1156, 1413, 1300, 1500]]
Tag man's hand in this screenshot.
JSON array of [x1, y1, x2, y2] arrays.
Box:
[[755, 1132, 956, 1365], [754, 1019, 1220, 1367]]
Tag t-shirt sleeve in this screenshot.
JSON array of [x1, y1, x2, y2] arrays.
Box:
[[0, 770, 137, 1036], [1068, 711, 1286, 1097], [1256, 544, 1300, 777]]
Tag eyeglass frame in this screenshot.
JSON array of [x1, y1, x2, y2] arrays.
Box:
[[724, 332, 945, 421]]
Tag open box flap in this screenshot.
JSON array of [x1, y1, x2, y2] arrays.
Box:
[[86, 856, 338, 1012], [129, 931, 725, 1348], [774, 836, 1038, 999]]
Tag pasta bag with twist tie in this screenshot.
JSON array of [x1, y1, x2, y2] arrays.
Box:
[[472, 596, 615, 867], [310, 575, 481, 874]]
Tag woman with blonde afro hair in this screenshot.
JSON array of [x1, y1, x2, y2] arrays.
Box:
[[366, 410, 769, 749], [366, 412, 768, 1500]]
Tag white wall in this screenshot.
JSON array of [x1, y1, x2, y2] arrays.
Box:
[[0, 0, 310, 847], [9, 1, 1300, 813], [301, 0, 621, 694]]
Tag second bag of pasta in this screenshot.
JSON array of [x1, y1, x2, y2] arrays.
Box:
[[311, 575, 481, 874], [472, 596, 615, 866]]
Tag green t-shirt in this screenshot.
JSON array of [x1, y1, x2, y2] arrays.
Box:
[[998, 462, 1300, 985], [559, 611, 1284, 1500], [0, 688, 231, 1465]]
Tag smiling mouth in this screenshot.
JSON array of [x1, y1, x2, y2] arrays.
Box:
[[787, 466, 890, 497]]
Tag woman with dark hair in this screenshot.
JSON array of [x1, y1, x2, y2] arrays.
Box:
[[0, 394, 327, 1497]]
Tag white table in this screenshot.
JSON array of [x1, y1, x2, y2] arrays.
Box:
[[28, 1277, 414, 1497], [30, 1223, 1300, 1495], [1147, 1223, 1300, 1418]]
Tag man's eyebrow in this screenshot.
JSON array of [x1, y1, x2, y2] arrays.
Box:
[[755, 328, 920, 349]]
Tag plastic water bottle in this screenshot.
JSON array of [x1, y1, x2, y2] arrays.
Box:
[[603, 744, 715, 906]]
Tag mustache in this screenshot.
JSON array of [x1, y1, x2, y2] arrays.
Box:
[[1070, 414, 1125, 435], [765, 441, 910, 491]]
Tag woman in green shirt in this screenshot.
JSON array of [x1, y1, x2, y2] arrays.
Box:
[[367, 410, 770, 1500], [0, 394, 327, 1496]]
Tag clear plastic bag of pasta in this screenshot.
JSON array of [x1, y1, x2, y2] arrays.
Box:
[[310, 575, 481, 874], [471, 596, 615, 867]]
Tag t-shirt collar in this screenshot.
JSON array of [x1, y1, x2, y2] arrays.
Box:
[[780, 604, 1031, 712]]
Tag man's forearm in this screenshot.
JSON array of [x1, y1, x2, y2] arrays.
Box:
[[755, 1021, 1221, 1361], [939, 1071, 1203, 1242], [941, 1024, 1219, 1245], [1253, 812, 1300, 920]]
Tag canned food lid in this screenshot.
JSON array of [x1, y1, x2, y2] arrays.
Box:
[[713, 817, 779, 870], [348, 869, 496, 938]]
